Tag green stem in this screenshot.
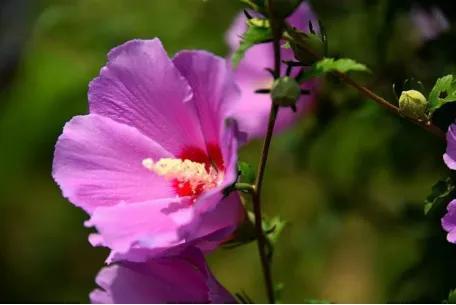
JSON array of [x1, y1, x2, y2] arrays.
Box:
[[252, 103, 279, 304], [250, 2, 284, 302]]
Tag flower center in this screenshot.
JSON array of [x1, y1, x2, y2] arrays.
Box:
[[142, 145, 224, 199]]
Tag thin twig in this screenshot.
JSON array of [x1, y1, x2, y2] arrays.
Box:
[[284, 24, 445, 139], [250, 2, 284, 303], [334, 71, 445, 139], [253, 103, 278, 304]]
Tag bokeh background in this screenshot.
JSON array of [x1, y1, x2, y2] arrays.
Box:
[[2, 0, 456, 302]]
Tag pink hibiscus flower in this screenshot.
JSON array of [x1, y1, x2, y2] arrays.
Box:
[[53, 39, 245, 262]]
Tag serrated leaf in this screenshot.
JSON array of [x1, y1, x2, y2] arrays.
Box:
[[428, 74, 456, 113], [232, 18, 272, 67], [424, 177, 455, 215], [297, 57, 370, 82], [238, 161, 256, 184], [316, 57, 369, 74]]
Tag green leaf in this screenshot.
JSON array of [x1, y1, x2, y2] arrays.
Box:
[[424, 177, 455, 215], [316, 57, 369, 74], [232, 18, 272, 67], [297, 57, 370, 82], [428, 74, 456, 113], [238, 161, 256, 184]]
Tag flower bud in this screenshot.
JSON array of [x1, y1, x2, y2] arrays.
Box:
[[271, 76, 301, 107], [287, 28, 324, 65], [267, 0, 302, 19], [399, 90, 428, 120]]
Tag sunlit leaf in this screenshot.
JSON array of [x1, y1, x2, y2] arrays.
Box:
[[428, 75, 456, 113], [232, 18, 272, 67], [297, 57, 369, 82]]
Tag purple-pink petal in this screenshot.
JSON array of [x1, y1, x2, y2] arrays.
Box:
[[90, 248, 236, 304], [444, 124, 456, 170], [52, 114, 174, 213], [173, 50, 241, 145], [85, 198, 192, 260], [89, 39, 207, 155], [442, 200, 456, 243]]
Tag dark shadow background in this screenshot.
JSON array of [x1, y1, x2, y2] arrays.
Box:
[[1, 0, 456, 302]]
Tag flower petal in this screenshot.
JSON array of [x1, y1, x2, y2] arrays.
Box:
[[52, 114, 173, 213], [442, 199, 456, 243], [90, 248, 235, 304], [444, 124, 456, 170], [89, 38, 206, 154], [190, 192, 244, 252], [86, 198, 194, 259], [172, 50, 240, 145]]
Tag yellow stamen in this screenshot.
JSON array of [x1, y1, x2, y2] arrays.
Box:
[[142, 157, 222, 194]]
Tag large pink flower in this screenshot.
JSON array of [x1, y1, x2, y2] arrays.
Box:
[[53, 39, 245, 262], [90, 247, 236, 304], [226, 1, 319, 140]]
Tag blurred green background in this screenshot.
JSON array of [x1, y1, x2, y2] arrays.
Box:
[[1, 0, 456, 302]]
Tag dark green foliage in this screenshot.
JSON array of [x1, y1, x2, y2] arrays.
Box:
[[424, 177, 455, 215]]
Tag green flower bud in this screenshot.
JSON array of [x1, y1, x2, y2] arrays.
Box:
[[287, 28, 324, 65], [399, 90, 428, 120], [271, 76, 300, 107], [267, 0, 302, 19]]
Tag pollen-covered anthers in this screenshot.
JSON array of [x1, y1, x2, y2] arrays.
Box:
[[142, 157, 222, 198]]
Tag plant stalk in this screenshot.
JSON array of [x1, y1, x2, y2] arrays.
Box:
[[251, 2, 283, 302]]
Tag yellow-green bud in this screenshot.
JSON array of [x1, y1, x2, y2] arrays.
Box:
[[399, 90, 428, 120], [271, 76, 300, 107]]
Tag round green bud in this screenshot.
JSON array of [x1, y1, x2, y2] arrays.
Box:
[[399, 90, 428, 120], [271, 76, 301, 107]]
